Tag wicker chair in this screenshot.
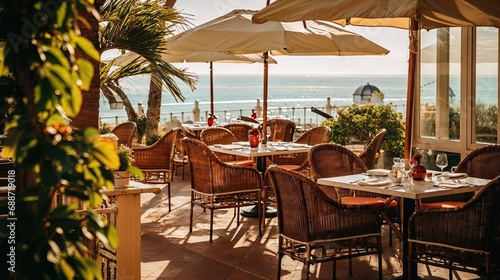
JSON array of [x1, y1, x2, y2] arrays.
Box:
[[133, 129, 177, 211], [420, 144, 500, 209], [409, 175, 500, 279], [265, 167, 382, 280], [271, 126, 331, 173], [200, 127, 253, 166], [259, 119, 296, 142], [182, 138, 263, 242], [111, 121, 137, 147], [357, 128, 387, 169], [223, 123, 253, 142], [309, 143, 401, 243], [171, 128, 192, 180]]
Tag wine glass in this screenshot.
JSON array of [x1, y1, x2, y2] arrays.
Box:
[[225, 112, 231, 124], [435, 153, 448, 174], [266, 127, 272, 142], [399, 158, 411, 186]]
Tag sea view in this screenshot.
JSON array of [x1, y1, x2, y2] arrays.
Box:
[[99, 74, 498, 126]]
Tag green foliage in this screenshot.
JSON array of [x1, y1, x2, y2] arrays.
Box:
[[0, 1, 119, 279], [145, 134, 160, 146], [321, 104, 405, 156], [117, 144, 134, 171], [132, 115, 148, 144], [99, 122, 112, 134]]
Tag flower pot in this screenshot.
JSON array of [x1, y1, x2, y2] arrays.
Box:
[[114, 171, 130, 188]]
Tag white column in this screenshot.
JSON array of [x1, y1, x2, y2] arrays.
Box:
[[255, 98, 262, 118], [325, 97, 332, 116], [193, 100, 200, 122]]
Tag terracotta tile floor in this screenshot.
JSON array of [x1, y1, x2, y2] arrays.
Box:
[[139, 169, 494, 280]]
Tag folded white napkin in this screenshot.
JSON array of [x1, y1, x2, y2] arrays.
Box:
[[438, 179, 469, 188], [214, 144, 242, 150], [357, 178, 392, 186], [267, 146, 288, 151], [443, 173, 468, 179]]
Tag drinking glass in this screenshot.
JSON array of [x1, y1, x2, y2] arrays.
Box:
[[435, 153, 448, 173], [399, 158, 411, 186], [266, 127, 272, 141]]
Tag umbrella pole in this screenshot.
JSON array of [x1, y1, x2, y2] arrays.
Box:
[[262, 52, 269, 143], [404, 19, 418, 159], [210, 61, 214, 116]]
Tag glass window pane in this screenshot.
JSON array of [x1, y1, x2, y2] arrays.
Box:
[[475, 27, 498, 144], [420, 28, 461, 140]]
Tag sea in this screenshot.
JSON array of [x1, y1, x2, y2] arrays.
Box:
[[98, 74, 498, 125]]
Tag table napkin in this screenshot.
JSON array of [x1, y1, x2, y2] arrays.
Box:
[[267, 146, 288, 151], [357, 178, 392, 186], [214, 144, 243, 150], [438, 179, 470, 188]]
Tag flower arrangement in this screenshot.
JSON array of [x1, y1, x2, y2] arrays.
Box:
[[116, 144, 134, 171]]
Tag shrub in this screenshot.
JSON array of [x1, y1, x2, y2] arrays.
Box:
[[321, 103, 405, 156]]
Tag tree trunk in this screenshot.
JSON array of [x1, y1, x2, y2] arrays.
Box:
[[146, 72, 162, 142]]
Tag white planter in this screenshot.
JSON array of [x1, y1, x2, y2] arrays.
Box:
[[114, 171, 130, 188]]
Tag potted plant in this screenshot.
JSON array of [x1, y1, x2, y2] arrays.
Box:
[[115, 144, 135, 188], [321, 103, 405, 168]]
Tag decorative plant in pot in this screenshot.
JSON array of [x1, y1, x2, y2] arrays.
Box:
[[321, 103, 406, 167], [115, 145, 143, 188]]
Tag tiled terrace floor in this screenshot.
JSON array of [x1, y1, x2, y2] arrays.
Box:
[[138, 169, 494, 280]]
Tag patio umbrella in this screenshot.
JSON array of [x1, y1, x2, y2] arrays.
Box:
[[252, 0, 500, 157], [167, 9, 389, 142], [106, 51, 277, 116]]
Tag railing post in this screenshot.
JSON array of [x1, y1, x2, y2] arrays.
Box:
[[115, 116, 118, 126], [326, 97, 332, 116], [193, 100, 200, 122], [255, 98, 262, 118]]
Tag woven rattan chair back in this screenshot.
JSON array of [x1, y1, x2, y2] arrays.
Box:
[[294, 126, 331, 145], [266, 167, 382, 280], [133, 129, 176, 170], [309, 143, 368, 200], [182, 137, 263, 242], [357, 128, 387, 169], [200, 127, 246, 162], [421, 144, 500, 206], [223, 123, 253, 142], [111, 121, 137, 147], [409, 176, 500, 278], [261, 119, 296, 142]]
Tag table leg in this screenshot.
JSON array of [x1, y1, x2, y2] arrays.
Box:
[[241, 155, 277, 218], [392, 198, 419, 280]]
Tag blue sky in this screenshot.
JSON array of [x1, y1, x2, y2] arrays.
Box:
[[170, 0, 410, 75]]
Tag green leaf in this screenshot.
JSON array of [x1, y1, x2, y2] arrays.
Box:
[[56, 1, 67, 27], [127, 165, 144, 178], [75, 59, 94, 90], [106, 225, 119, 249], [75, 36, 100, 62], [60, 259, 75, 280], [93, 139, 120, 170], [46, 46, 70, 69]]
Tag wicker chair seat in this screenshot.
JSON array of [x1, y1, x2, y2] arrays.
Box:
[[182, 138, 263, 242], [409, 176, 500, 278], [266, 167, 382, 280]]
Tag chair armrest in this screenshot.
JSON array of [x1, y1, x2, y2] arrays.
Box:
[[211, 162, 262, 193]]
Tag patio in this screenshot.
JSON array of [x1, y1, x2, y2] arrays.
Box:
[[138, 169, 489, 280]]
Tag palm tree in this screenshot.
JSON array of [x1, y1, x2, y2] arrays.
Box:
[[100, 0, 197, 141]]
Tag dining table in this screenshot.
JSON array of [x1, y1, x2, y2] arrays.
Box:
[[209, 141, 312, 217], [317, 173, 491, 280]]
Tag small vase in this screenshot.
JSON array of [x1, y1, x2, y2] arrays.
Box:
[[248, 128, 260, 149], [114, 171, 130, 188], [207, 114, 215, 126], [411, 159, 427, 181]]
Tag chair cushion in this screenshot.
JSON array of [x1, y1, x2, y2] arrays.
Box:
[[419, 201, 465, 209], [226, 160, 254, 167], [341, 196, 397, 209]]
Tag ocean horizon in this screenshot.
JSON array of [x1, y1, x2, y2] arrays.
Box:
[[99, 73, 497, 125]]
